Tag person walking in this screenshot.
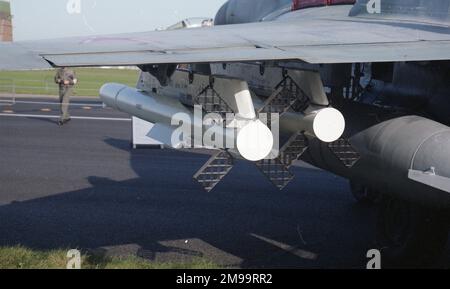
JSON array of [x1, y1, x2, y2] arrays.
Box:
[[54, 67, 77, 126]]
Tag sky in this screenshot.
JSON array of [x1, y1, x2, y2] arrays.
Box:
[[9, 0, 227, 41]]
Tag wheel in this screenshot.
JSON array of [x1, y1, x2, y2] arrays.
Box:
[[376, 195, 449, 268], [350, 181, 380, 205]]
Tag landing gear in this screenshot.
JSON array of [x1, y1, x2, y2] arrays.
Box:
[[376, 195, 449, 268], [349, 181, 380, 205]]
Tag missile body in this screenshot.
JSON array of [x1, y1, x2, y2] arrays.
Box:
[[101, 83, 235, 150], [101, 83, 275, 160], [100, 83, 346, 161]]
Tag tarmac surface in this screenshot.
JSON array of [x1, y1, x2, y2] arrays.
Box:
[[0, 95, 448, 268]]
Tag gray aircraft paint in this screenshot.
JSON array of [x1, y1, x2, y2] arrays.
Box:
[[2, 2, 450, 70], [214, 0, 292, 25], [350, 0, 450, 24]]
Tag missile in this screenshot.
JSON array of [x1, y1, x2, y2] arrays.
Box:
[[100, 83, 346, 161], [100, 83, 235, 149], [100, 83, 273, 160], [279, 106, 346, 143]]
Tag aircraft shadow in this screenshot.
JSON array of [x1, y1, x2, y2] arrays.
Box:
[[0, 137, 434, 268]]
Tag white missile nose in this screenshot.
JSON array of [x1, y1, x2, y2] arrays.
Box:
[[313, 107, 346, 143], [237, 120, 274, 161]]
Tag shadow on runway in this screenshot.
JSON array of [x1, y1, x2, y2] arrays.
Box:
[[26, 117, 59, 125], [0, 136, 446, 268]]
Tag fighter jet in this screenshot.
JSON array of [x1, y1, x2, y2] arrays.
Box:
[[1, 0, 449, 267]]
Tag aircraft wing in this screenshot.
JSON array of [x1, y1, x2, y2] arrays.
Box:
[[2, 5, 450, 70]]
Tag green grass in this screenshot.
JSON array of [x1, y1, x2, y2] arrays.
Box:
[[0, 68, 140, 97], [0, 246, 220, 269]]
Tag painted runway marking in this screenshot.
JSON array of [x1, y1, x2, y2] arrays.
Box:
[[0, 113, 131, 122], [0, 100, 105, 107], [250, 233, 318, 260]]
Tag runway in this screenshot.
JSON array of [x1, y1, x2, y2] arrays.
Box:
[[0, 95, 448, 268]]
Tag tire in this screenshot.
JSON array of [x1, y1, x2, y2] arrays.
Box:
[[350, 181, 380, 205], [376, 195, 449, 268]]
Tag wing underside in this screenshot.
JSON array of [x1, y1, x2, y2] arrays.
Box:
[[2, 5, 450, 70]]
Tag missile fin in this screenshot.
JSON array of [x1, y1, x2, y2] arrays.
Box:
[[194, 150, 234, 192], [258, 75, 310, 115], [255, 158, 294, 190], [327, 138, 360, 168], [279, 132, 309, 168], [194, 85, 234, 118]]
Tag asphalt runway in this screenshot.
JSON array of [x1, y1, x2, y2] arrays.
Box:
[[0, 96, 448, 268]]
